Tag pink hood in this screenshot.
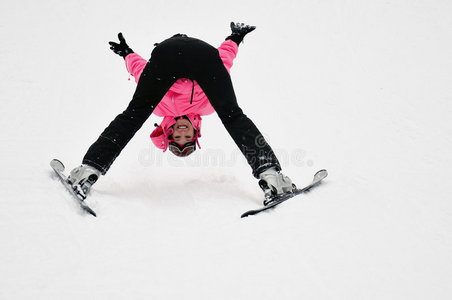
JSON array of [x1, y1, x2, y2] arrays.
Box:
[[125, 39, 238, 151]]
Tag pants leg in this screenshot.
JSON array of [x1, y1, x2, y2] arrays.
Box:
[[189, 45, 281, 178], [82, 56, 177, 174]]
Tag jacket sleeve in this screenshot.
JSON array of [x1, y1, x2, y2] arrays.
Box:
[[124, 53, 148, 83], [217, 39, 239, 73]]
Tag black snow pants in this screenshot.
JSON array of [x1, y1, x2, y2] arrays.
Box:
[[82, 35, 281, 178]]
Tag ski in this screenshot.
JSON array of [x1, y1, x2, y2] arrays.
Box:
[[241, 169, 328, 218], [50, 159, 97, 217]]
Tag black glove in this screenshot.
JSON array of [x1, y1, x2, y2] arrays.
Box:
[[109, 33, 134, 59], [225, 22, 256, 45]]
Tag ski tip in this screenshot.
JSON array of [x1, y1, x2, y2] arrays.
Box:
[[314, 169, 328, 180], [50, 159, 65, 172]]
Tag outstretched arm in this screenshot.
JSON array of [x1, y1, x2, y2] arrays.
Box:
[[218, 22, 255, 72], [109, 33, 147, 83]]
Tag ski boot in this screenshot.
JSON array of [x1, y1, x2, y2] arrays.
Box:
[[258, 167, 296, 206], [67, 164, 101, 199]]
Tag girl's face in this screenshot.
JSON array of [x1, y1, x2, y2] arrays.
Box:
[[171, 118, 195, 145]]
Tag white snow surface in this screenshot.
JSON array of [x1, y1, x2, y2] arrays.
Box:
[[1, 0, 452, 299]]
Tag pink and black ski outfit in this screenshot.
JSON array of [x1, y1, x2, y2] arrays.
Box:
[[82, 34, 281, 178], [124, 39, 238, 151]]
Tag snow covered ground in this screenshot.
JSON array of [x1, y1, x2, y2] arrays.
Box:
[[1, 0, 452, 299]]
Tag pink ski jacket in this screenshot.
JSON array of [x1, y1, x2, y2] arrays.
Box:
[[124, 39, 239, 151]]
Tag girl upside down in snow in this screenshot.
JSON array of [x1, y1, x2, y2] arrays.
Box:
[[67, 22, 294, 203]]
